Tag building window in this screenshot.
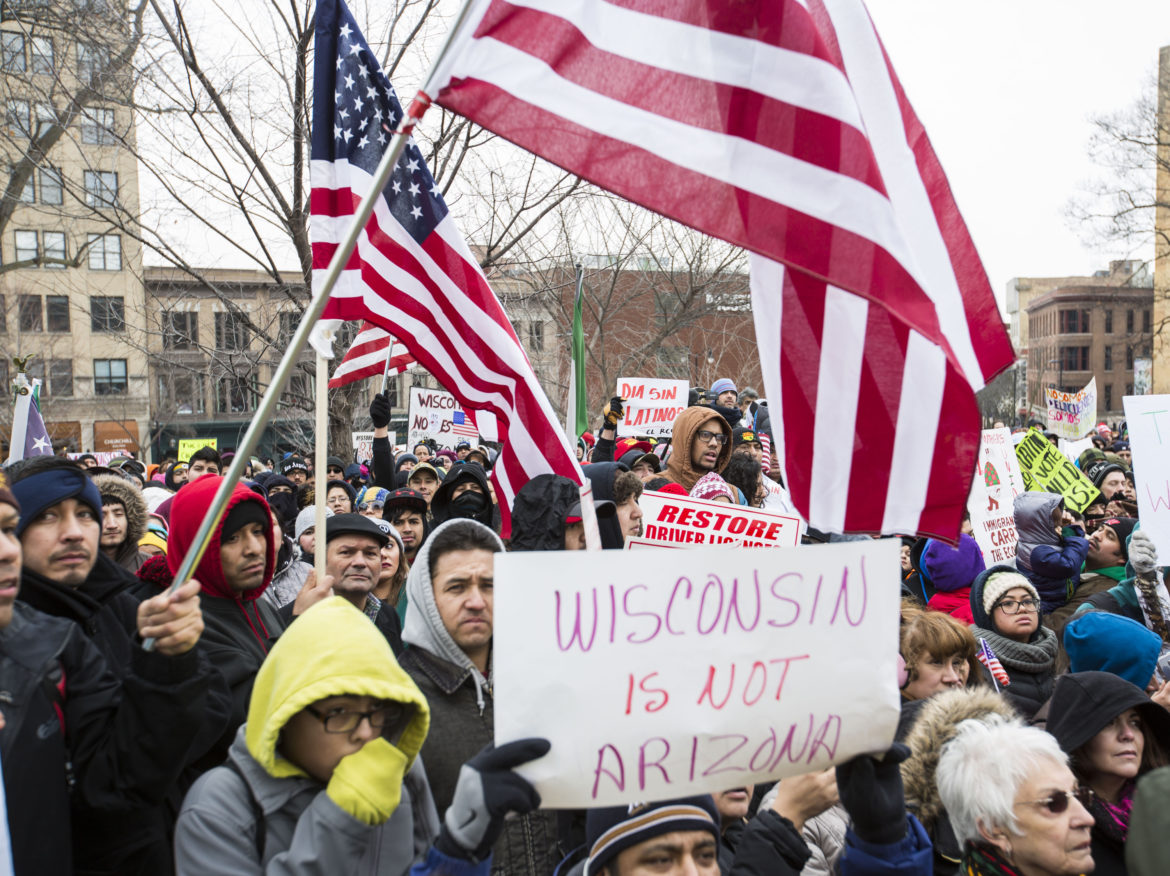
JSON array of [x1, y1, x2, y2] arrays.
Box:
[[86, 233, 121, 270], [76, 42, 106, 82], [0, 293, 5, 331], [1105, 310, 1113, 333], [1104, 345, 1112, 371], [1126, 383, 1134, 395], [215, 311, 249, 351], [1127, 345, 1134, 370], [46, 294, 68, 332], [13, 229, 36, 264], [280, 371, 313, 409], [32, 101, 54, 136], [0, 32, 23, 72], [527, 321, 544, 352], [29, 35, 51, 75], [48, 359, 71, 397], [18, 294, 40, 331], [1104, 384, 1113, 411], [164, 311, 198, 349], [216, 375, 255, 413], [1059, 310, 1090, 333], [81, 106, 116, 145], [8, 163, 33, 203], [4, 98, 28, 137], [1060, 346, 1089, 371], [1127, 309, 1134, 334], [90, 296, 124, 332], [83, 170, 117, 208], [43, 230, 64, 268], [1144, 309, 1152, 333], [159, 372, 206, 415], [93, 358, 127, 395], [277, 311, 298, 347], [38, 166, 61, 204]]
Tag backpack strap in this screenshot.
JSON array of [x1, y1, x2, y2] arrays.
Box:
[[221, 758, 266, 861]]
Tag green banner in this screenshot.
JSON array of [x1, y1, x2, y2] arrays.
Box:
[[1014, 429, 1100, 513]]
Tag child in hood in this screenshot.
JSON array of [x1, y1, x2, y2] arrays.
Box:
[[922, 534, 985, 625], [1012, 491, 1089, 613]]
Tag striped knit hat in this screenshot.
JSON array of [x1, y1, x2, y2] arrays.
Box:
[[584, 796, 720, 876]]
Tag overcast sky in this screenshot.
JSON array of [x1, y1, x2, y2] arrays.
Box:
[[864, 1, 1169, 304]]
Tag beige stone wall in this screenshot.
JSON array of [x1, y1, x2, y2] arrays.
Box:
[[1155, 46, 1170, 393]]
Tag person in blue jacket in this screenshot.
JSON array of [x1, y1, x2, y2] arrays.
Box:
[[1012, 492, 1089, 613]]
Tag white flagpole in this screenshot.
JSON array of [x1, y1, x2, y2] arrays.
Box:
[[314, 343, 332, 585]]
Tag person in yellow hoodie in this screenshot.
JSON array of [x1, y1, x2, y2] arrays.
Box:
[[175, 596, 549, 875]]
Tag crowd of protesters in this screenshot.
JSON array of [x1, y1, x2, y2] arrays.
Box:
[[3, 380, 1170, 875]]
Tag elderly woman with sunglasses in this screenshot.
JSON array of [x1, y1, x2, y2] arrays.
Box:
[[968, 567, 1059, 720], [937, 716, 1095, 876], [1046, 671, 1170, 876]]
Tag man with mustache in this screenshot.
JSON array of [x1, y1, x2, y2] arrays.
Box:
[[8, 456, 217, 873]]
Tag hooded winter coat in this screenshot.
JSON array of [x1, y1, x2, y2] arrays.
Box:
[[400, 519, 561, 876], [1012, 492, 1089, 612], [92, 472, 149, 571], [899, 687, 1020, 876], [169, 475, 286, 752], [968, 565, 1059, 719], [662, 406, 733, 493], [430, 462, 494, 528], [175, 597, 444, 875], [582, 462, 629, 549], [509, 473, 580, 551], [922, 535, 985, 625], [1047, 671, 1170, 876]]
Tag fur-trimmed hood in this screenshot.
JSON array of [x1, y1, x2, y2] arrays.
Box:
[[900, 686, 1019, 830], [90, 472, 148, 565]]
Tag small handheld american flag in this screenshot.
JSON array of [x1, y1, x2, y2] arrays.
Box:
[[978, 638, 1011, 691]]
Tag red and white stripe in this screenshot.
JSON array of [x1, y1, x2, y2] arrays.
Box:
[[328, 321, 416, 388], [429, 0, 1014, 539], [310, 160, 583, 534]]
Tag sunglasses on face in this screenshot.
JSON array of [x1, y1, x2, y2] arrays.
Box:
[[359, 501, 385, 512], [327, 467, 344, 476], [1018, 788, 1092, 815]]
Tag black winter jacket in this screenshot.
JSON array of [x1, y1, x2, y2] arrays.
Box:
[[0, 603, 210, 875]]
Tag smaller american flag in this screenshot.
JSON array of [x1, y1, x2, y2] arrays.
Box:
[[759, 430, 773, 475], [977, 638, 1011, 690], [328, 321, 416, 388], [450, 410, 479, 440]]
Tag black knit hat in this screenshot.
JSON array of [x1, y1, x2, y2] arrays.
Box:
[[221, 501, 271, 542], [1083, 459, 1124, 491], [1100, 517, 1138, 559], [1047, 671, 1170, 755], [584, 796, 720, 876]]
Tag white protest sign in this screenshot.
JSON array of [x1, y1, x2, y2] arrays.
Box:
[[1123, 395, 1170, 558], [1058, 435, 1094, 464], [407, 386, 477, 449], [616, 377, 688, 438], [493, 540, 901, 807], [966, 428, 1025, 566], [1045, 378, 1097, 440], [635, 491, 802, 549]]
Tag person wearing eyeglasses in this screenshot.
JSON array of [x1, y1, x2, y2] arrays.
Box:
[[937, 715, 1095, 876], [660, 406, 733, 493], [176, 595, 549, 875], [968, 568, 1059, 720], [1046, 671, 1170, 876]]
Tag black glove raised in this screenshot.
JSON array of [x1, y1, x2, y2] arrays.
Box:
[[836, 742, 911, 845], [602, 397, 625, 428], [370, 392, 392, 429], [436, 738, 550, 861]]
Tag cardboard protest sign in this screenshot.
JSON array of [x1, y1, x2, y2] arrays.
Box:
[[616, 377, 688, 438], [407, 386, 478, 449], [1123, 395, 1170, 558], [176, 438, 217, 462], [635, 491, 802, 549], [966, 429, 1025, 565], [350, 431, 392, 464], [1014, 429, 1099, 513], [1045, 378, 1097, 440], [493, 540, 901, 807]]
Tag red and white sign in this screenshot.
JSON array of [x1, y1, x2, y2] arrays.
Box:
[[966, 428, 1025, 566], [633, 491, 802, 550], [616, 377, 688, 439]]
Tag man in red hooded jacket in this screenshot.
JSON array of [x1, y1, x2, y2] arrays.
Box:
[[168, 475, 287, 752]]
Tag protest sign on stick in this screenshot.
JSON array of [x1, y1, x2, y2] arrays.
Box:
[[493, 540, 901, 807], [1014, 429, 1099, 513], [176, 438, 217, 462], [1123, 395, 1170, 558], [1044, 378, 1096, 440], [407, 386, 478, 449], [616, 377, 688, 438], [634, 491, 802, 549], [967, 428, 1025, 566]]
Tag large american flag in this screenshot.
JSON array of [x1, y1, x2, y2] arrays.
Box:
[[328, 321, 416, 389], [309, 0, 583, 533], [425, 0, 1015, 539]]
